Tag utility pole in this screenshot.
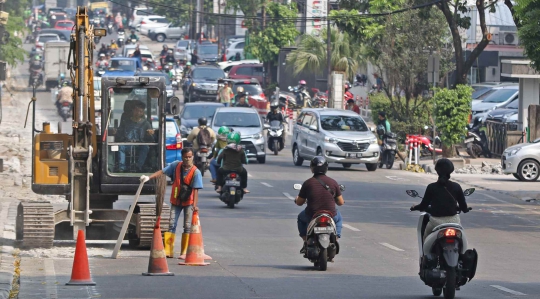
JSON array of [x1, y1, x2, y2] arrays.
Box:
[[196, 0, 202, 42], [326, 0, 332, 108], [0, 0, 9, 125]]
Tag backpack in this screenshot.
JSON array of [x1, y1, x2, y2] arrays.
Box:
[[197, 126, 212, 147]]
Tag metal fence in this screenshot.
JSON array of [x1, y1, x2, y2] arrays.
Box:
[[485, 120, 523, 156]]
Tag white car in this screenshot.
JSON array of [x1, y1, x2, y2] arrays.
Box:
[[125, 48, 154, 62], [130, 6, 154, 28], [225, 40, 245, 60], [173, 39, 194, 61], [139, 16, 169, 35], [218, 59, 261, 76], [35, 33, 60, 52], [122, 44, 150, 57], [502, 138, 540, 181]]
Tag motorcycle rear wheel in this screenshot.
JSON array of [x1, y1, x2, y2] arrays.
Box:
[[432, 287, 442, 296], [317, 248, 327, 271], [443, 267, 456, 299], [466, 143, 477, 159], [227, 193, 235, 208], [386, 153, 395, 169], [273, 140, 279, 155]]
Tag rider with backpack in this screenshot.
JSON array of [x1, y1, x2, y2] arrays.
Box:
[[187, 117, 216, 156]]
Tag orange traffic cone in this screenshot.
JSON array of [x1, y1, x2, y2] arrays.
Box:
[[66, 230, 96, 286], [179, 211, 211, 266], [142, 217, 174, 276]]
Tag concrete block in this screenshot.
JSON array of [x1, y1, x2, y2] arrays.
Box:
[[448, 158, 466, 169]]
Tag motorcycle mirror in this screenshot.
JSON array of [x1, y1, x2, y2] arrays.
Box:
[[424, 125, 429, 130], [339, 185, 345, 192], [406, 190, 419, 197], [263, 124, 270, 130], [169, 96, 181, 115], [463, 188, 475, 196], [293, 184, 302, 190], [370, 126, 375, 132]]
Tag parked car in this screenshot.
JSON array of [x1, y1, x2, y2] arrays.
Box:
[[195, 44, 219, 63], [227, 63, 264, 85], [291, 108, 379, 170], [225, 79, 268, 118], [103, 57, 142, 77], [130, 7, 155, 28], [35, 33, 61, 51], [225, 40, 245, 60], [502, 138, 540, 181], [54, 20, 74, 30], [183, 65, 225, 102], [139, 16, 169, 35], [38, 29, 71, 41], [179, 102, 223, 137], [152, 117, 183, 167], [471, 86, 519, 121], [471, 83, 517, 105], [174, 39, 194, 61], [218, 59, 260, 76], [149, 22, 186, 42], [485, 98, 518, 123], [211, 107, 266, 163]]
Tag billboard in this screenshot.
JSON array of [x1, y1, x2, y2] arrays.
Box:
[[306, 0, 327, 36]]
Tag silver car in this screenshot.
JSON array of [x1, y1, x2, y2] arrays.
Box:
[[291, 108, 380, 170], [174, 39, 194, 61], [502, 138, 540, 181], [471, 86, 518, 121], [211, 107, 266, 163]]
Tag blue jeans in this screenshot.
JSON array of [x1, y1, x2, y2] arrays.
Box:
[[169, 204, 193, 234], [209, 158, 219, 180], [297, 209, 342, 238], [223, 103, 229, 107], [118, 145, 149, 171]]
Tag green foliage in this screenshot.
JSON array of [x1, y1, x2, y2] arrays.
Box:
[[286, 28, 361, 80], [152, 0, 190, 24], [433, 85, 472, 146], [245, 3, 298, 65], [225, 0, 263, 30], [514, 0, 540, 72], [0, 17, 26, 67]]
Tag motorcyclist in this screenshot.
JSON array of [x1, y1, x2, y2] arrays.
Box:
[[377, 111, 391, 140], [55, 80, 73, 109], [129, 30, 139, 42], [28, 55, 43, 87], [296, 80, 308, 107], [96, 53, 109, 67], [110, 40, 119, 50], [344, 82, 354, 102], [164, 49, 176, 64], [216, 131, 249, 194], [410, 158, 469, 242], [295, 156, 344, 254], [186, 117, 216, 153], [346, 99, 360, 114], [160, 45, 169, 57], [98, 44, 108, 56], [144, 58, 156, 70], [209, 126, 230, 184], [233, 92, 251, 108], [266, 101, 284, 122], [231, 86, 244, 106]]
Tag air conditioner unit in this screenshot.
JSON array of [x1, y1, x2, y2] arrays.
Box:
[[499, 31, 519, 46]]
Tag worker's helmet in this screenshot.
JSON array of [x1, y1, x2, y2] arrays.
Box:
[[186, 62, 192, 66], [99, 53, 105, 58], [167, 49, 173, 54], [227, 132, 241, 145]]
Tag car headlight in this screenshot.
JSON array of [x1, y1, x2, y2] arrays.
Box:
[[254, 133, 263, 140], [166, 90, 173, 96], [509, 147, 522, 156], [324, 136, 338, 144], [369, 138, 377, 144], [192, 83, 197, 87]]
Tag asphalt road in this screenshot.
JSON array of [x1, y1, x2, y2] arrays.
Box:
[[14, 33, 540, 299]]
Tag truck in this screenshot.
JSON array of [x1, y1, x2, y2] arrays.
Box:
[[89, 1, 111, 15], [43, 41, 70, 91]]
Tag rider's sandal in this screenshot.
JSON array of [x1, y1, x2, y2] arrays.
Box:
[[243, 189, 250, 194]]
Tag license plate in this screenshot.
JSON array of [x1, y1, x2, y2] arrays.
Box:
[[206, 90, 217, 94], [347, 153, 362, 158], [464, 138, 474, 143], [226, 180, 240, 186], [314, 227, 332, 233]]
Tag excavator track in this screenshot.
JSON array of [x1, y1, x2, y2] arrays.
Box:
[[131, 204, 171, 249], [16, 202, 55, 249]]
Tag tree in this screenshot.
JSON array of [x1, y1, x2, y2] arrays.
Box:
[[433, 85, 472, 157], [286, 28, 361, 80], [513, 0, 540, 72], [0, 17, 26, 67], [225, 0, 264, 30], [245, 3, 298, 85]]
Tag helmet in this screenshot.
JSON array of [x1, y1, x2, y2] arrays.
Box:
[[227, 132, 241, 145], [435, 158, 454, 177], [111, 40, 116, 44], [270, 100, 279, 111], [310, 156, 328, 175], [299, 80, 306, 85], [198, 117, 207, 126], [347, 98, 354, 104], [163, 44, 168, 49], [62, 81, 69, 87], [217, 126, 230, 136], [99, 53, 105, 57], [167, 49, 173, 54], [236, 86, 244, 93], [186, 62, 191, 66], [60, 73, 65, 79]]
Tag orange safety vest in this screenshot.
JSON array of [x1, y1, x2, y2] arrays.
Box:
[[170, 162, 197, 206]]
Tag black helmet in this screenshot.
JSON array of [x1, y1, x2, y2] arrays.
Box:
[[198, 117, 208, 126], [270, 100, 279, 110], [310, 156, 328, 175], [435, 158, 454, 177]]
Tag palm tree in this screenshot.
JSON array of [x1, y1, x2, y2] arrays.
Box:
[[287, 27, 361, 80]]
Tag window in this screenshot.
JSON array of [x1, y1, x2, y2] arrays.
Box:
[[236, 42, 245, 49], [39, 35, 59, 43], [213, 112, 260, 128], [296, 113, 305, 125], [154, 18, 168, 23], [320, 115, 368, 132], [153, 121, 178, 138], [192, 68, 225, 80], [505, 99, 519, 109], [235, 67, 252, 76], [223, 66, 233, 73], [181, 105, 219, 120], [302, 113, 313, 127], [198, 46, 218, 55], [253, 67, 264, 77], [308, 115, 318, 130], [482, 89, 517, 103], [109, 60, 136, 72], [106, 87, 161, 175], [234, 84, 262, 95], [177, 40, 190, 48]]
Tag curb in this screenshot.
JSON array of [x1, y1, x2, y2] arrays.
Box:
[[451, 177, 533, 202], [0, 202, 19, 299]]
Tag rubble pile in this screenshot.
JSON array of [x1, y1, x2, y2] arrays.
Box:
[[455, 161, 503, 175]]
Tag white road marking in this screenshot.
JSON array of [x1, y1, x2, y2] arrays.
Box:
[[261, 182, 273, 188], [283, 192, 295, 201], [343, 224, 361, 232], [248, 173, 253, 178], [491, 285, 526, 296], [385, 176, 407, 181], [379, 243, 404, 252], [483, 193, 540, 216]]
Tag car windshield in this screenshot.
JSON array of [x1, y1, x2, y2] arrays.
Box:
[[505, 99, 518, 109], [213, 112, 260, 128], [182, 105, 219, 119], [109, 60, 136, 72], [320, 115, 368, 132], [39, 35, 59, 42], [56, 22, 73, 28], [177, 40, 190, 48], [198, 46, 218, 55], [472, 88, 491, 99], [152, 121, 177, 138], [482, 89, 517, 103], [234, 84, 262, 95], [192, 68, 224, 80]]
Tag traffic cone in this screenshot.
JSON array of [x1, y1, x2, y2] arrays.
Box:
[[179, 211, 211, 265], [163, 232, 175, 258], [178, 213, 211, 260], [66, 230, 96, 286], [142, 217, 174, 276]]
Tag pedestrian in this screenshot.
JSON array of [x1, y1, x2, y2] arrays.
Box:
[[218, 80, 232, 107], [140, 148, 203, 257], [345, 99, 360, 114]]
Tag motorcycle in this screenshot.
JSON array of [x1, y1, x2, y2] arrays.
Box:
[[288, 85, 313, 108], [406, 188, 478, 299], [408, 133, 443, 157], [29, 69, 43, 87], [58, 101, 72, 121], [107, 23, 113, 34], [117, 32, 125, 47], [127, 38, 138, 45], [143, 59, 157, 71], [379, 132, 398, 169], [195, 145, 211, 177], [465, 117, 491, 159], [293, 183, 345, 271], [265, 120, 285, 155], [220, 171, 244, 208], [311, 88, 328, 108], [96, 66, 106, 77]]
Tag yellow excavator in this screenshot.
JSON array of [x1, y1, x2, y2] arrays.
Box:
[[18, 6, 180, 248]]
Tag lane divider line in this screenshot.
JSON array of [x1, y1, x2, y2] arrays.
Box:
[[248, 173, 253, 178], [283, 192, 295, 201], [343, 224, 361, 232], [379, 243, 404, 252], [261, 182, 273, 188], [490, 285, 526, 296], [483, 193, 540, 216]]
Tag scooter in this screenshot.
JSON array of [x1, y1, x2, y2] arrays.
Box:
[[288, 85, 313, 108], [293, 183, 345, 271], [406, 188, 478, 299], [265, 120, 285, 155], [96, 66, 106, 77], [117, 32, 125, 47], [107, 23, 113, 34], [58, 101, 72, 121], [409, 133, 443, 157], [465, 117, 491, 159], [195, 145, 211, 177], [379, 132, 398, 169], [29, 69, 43, 87], [311, 88, 328, 108], [220, 171, 244, 208]]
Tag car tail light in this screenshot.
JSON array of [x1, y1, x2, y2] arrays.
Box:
[[166, 134, 183, 150], [260, 93, 266, 99], [140, 21, 146, 25], [62, 102, 70, 106], [229, 173, 237, 178]]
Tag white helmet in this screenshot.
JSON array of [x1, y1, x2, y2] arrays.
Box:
[[99, 53, 105, 58]]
